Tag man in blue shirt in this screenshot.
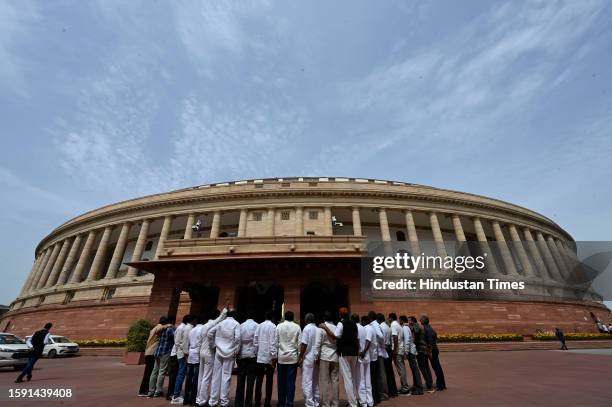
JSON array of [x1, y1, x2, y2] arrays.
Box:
[[148, 316, 176, 397]]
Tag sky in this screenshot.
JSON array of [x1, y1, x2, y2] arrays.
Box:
[[0, 0, 611, 305]]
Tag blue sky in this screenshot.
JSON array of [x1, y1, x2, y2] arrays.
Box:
[[0, 0, 611, 304]]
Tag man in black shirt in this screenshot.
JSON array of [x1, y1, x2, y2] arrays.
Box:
[[16, 322, 52, 383], [420, 315, 446, 391], [409, 316, 433, 392]]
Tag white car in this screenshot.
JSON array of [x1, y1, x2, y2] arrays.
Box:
[[0, 333, 30, 371], [25, 335, 80, 358]]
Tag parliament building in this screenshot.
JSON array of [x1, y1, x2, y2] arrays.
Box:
[[1, 177, 608, 339]]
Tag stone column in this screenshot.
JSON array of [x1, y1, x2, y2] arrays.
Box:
[[45, 238, 71, 287], [522, 228, 548, 279], [20, 254, 44, 295], [452, 215, 466, 242], [558, 240, 579, 281], [266, 208, 275, 236], [238, 209, 247, 237], [86, 226, 113, 281], [352, 207, 362, 236], [71, 230, 98, 283], [473, 218, 499, 274], [492, 222, 518, 276], [127, 219, 151, 277], [155, 216, 173, 259], [295, 207, 304, 235], [210, 211, 221, 238], [536, 231, 562, 281], [57, 234, 82, 286], [29, 249, 52, 291], [429, 212, 447, 257], [105, 222, 132, 279], [184, 213, 196, 240], [508, 225, 534, 277], [379, 208, 391, 242], [324, 207, 333, 236], [36, 243, 61, 289], [547, 235, 569, 281], [404, 210, 420, 255], [555, 239, 574, 276]]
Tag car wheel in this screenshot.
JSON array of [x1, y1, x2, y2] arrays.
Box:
[[13, 364, 26, 371], [48, 349, 57, 358]]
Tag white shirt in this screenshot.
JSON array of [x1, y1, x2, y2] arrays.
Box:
[[301, 323, 319, 362], [171, 323, 185, 357], [199, 308, 228, 359], [178, 323, 194, 359], [254, 320, 277, 364], [26, 333, 51, 348], [402, 324, 417, 356], [334, 321, 344, 338], [315, 322, 338, 362], [363, 324, 376, 362], [369, 321, 386, 359], [277, 320, 301, 364], [380, 321, 392, 347], [390, 320, 404, 353], [187, 324, 204, 364], [239, 319, 259, 359], [208, 317, 241, 359]]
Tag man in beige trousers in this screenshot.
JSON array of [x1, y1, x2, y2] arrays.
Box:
[[315, 311, 339, 407]]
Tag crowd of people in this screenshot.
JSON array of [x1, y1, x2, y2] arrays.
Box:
[[138, 303, 446, 407]]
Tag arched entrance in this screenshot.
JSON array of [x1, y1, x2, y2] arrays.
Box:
[[181, 283, 219, 318], [235, 282, 284, 323], [300, 280, 349, 324]]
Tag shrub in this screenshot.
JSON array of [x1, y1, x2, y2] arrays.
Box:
[[438, 333, 523, 342], [75, 339, 127, 347], [533, 332, 612, 341], [126, 319, 154, 352]]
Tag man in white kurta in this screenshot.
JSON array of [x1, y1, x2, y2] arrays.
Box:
[[298, 313, 320, 407], [253, 310, 277, 407], [358, 316, 374, 407], [196, 308, 227, 405], [315, 311, 339, 407]]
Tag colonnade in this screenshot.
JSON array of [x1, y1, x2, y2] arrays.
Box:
[[19, 206, 577, 297]]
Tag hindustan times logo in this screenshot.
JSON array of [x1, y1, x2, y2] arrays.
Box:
[[372, 252, 486, 274]]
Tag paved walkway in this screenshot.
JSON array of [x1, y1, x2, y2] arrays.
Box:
[[1, 349, 611, 406]]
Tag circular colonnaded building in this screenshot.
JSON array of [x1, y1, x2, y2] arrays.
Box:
[[1, 177, 608, 339]]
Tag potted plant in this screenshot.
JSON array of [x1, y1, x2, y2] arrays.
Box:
[[123, 319, 154, 365]]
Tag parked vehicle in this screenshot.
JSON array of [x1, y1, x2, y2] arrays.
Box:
[[25, 335, 79, 358], [0, 333, 29, 371]]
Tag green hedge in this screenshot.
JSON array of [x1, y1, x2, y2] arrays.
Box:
[[533, 332, 612, 341], [438, 333, 523, 342], [75, 339, 127, 347], [126, 319, 154, 352]]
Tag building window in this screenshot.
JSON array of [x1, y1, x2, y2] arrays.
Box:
[[144, 240, 153, 251], [253, 212, 263, 221], [64, 291, 75, 304], [281, 210, 290, 221], [38, 296, 45, 305], [104, 288, 116, 301], [219, 231, 228, 238], [396, 231, 406, 241], [306, 231, 316, 236], [308, 210, 318, 220]]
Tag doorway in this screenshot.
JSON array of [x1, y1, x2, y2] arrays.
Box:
[[300, 280, 349, 324], [235, 282, 284, 323], [184, 284, 219, 319]]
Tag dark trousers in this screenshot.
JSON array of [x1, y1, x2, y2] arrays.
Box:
[[559, 340, 568, 350], [255, 362, 274, 407], [383, 347, 397, 396], [139, 355, 155, 395], [406, 354, 423, 394], [369, 360, 380, 405], [185, 362, 200, 404], [277, 363, 297, 407], [235, 357, 257, 407], [166, 355, 178, 400], [18, 354, 41, 380], [416, 353, 433, 390], [429, 348, 446, 390]]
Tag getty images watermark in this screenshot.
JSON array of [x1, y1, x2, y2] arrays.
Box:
[[360, 241, 612, 302]]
